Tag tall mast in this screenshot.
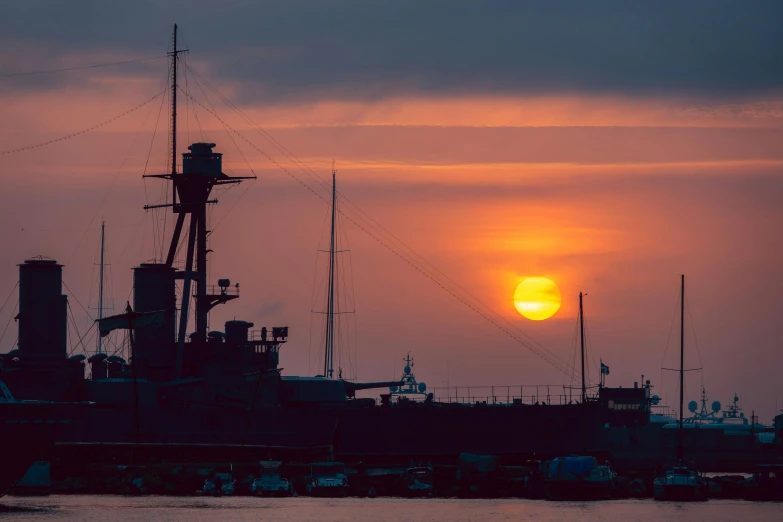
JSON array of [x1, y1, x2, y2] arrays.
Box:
[[324, 169, 336, 378], [143, 25, 249, 381], [171, 24, 177, 177], [580, 291, 586, 403], [97, 220, 105, 354], [678, 274, 685, 461]]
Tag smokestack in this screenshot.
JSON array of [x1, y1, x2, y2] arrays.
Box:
[[133, 263, 176, 380], [17, 258, 67, 360]]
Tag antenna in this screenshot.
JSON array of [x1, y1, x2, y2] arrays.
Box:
[[97, 220, 105, 354], [171, 24, 178, 177]]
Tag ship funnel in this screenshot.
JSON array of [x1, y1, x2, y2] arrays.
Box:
[[225, 320, 254, 344], [17, 258, 67, 360], [133, 263, 176, 380]]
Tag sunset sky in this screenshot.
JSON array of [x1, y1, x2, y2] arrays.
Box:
[[0, 1, 782, 421]]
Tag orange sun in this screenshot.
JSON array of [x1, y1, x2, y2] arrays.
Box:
[[513, 277, 562, 320]]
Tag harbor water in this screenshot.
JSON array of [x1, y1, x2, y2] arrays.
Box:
[[1, 496, 782, 521]]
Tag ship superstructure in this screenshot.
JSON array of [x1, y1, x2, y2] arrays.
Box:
[[386, 354, 431, 404]]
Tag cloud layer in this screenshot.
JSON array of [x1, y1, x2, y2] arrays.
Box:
[[2, 1, 783, 101]]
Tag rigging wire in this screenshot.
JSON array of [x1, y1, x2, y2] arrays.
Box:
[[585, 319, 600, 391], [684, 293, 704, 377], [179, 87, 573, 375], [659, 283, 682, 396], [309, 202, 332, 375], [141, 60, 171, 262], [0, 302, 18, 348], [0, 282, 19, 318], [0, 55, 167, 79], [184, 68, 257, 234], [149, 32, 176, 263], [142, 82, 170, 261], [65, 86, 169, 269], [160, 42, 178, 261], [564, 309, 580, 392], [66, 301, 90, 357], [0, 91, 164, 157], [182, 65, 573, 375], [334, 197, 355, 379], [182, 55, 207, 142], [63, 281, 96, 323], [338, 206, 360, 381]]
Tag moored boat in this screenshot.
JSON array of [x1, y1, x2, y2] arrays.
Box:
[[250, 461, 294, 497], [743, 463, 783, 501], [305, 462, 349, 497], [544, 456, 616, 500], [653, 464, 708, 501], [652, 276, 708, 502], [399, 466, 434, 497], [202, 471, 235, 496]]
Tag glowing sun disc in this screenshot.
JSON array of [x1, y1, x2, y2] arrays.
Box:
[[514, 277, 561, 321]]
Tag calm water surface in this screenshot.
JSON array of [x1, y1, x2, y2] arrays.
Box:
[[0, 496, 781, 521]]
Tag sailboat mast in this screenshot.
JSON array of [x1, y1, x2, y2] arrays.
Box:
[[171, 24, 178, 177], [580, 292, 586, 403], [97, 221, 105, 353], [324, 170, 337, 378], [678, 273, 685, 460]]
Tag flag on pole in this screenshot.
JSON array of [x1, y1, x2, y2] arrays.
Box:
[[97, 307, 165, 337], [600, 362, 610, 375]]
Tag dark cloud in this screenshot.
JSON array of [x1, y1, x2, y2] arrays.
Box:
[[1, 1, 782, 101]]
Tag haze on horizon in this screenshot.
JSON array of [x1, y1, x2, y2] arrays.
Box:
[[0, 1, 781, 421]]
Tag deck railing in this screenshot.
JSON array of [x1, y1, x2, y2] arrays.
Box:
[[430, 384, 600, 406]]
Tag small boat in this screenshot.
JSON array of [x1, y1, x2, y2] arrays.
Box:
[[544, 456, 616, 501], [203, 472, 235, 496], [522, 460, 546, 499], [250, 461, 294, 497], [743, 463, 783, 501], [251, 474, 294, 497], [399, 466, 434, 497], [305, 462, 349, 497], [652, 276, 708, 502], [653, 464, 708, 501]]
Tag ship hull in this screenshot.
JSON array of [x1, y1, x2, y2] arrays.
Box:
[[0, 402, 86, 496], [52, 400, 606, 457]]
